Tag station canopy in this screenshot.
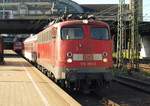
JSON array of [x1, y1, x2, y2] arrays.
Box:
[[0, 0, 84, 15]]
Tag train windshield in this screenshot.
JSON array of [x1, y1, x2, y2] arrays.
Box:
[[91, 27, 109, 40], [61, 27, 83, 40]]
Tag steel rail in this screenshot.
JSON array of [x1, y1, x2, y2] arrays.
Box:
[[114, 75, 150, 93]]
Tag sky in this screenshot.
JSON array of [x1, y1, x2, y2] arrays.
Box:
[[72, 0, 150, 21]]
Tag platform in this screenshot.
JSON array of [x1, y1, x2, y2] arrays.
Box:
[[0, 50, 80, 106]]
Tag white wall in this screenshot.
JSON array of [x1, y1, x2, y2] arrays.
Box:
[[140, 36, 150, 59]]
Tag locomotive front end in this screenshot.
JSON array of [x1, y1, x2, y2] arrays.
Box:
[[56, 20, 113, 91]]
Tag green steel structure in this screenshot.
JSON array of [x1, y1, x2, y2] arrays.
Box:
[[117, 0, 140, 71], [129, 0, 140, 71], [117, 0, 126, 68]]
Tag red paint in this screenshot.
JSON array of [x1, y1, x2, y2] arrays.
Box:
[[24, 19, 113, 75]]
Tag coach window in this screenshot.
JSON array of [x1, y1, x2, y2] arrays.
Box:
[[47, 31, 50, 41], [46, 31, 49, 41], [48, 31, 51, 41], [42, 33, 44, 42], [61, 27, 83, 40], [39, 34, 42, 43], [40, 34, 42, 42], [40, 35, 42, 42], [41, 34, 43, 42], [46, 32, 48, 41], [91, 27, 109, 40], [45, 32, 47, 42], [38, 35, 40, 42], [44, 33, 45, 42]]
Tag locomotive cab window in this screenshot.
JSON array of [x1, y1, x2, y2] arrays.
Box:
[[91, 27, 109, 40], [61, 27, 83, 40]]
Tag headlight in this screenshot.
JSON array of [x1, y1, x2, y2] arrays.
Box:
[[67, 58, 73, 63], [103, 58, 108, 63]]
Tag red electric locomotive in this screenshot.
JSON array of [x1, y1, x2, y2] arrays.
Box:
[[13, 38, 24, 54], [24, 16, 113, 91]]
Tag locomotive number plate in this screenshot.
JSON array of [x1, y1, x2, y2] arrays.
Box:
[[84, 54, 93, 61]]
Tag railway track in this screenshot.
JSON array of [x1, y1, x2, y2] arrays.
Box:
[[140, 65, 150, 70], [114, 75, 150, 93]]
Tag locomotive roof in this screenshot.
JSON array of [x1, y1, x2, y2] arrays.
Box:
[[37, 19, 110, 35], [59, 20, 109, 27]]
